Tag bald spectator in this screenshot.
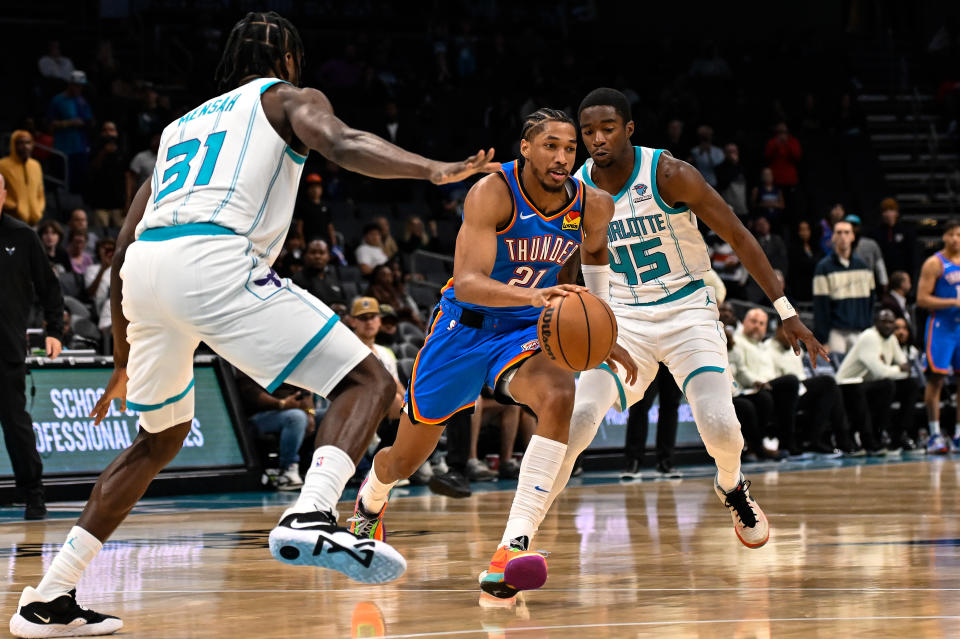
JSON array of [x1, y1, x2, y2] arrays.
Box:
[[836, 309, 916, 454], [813, 220, 876, 354], [873, 197, 916, 277], [732, 308, 801, 456], [292, 239, 345, 307], [0, 131, 45, 226], [61, 209, 98, 259]]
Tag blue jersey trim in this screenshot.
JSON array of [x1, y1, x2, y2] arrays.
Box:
[[127, 379, 195, 411], [260, 79, 290, 94], [682, 366, 725, 394], [285, 146, 307, 164], [139, 222, 237, 241], [580, 147, 642, 204], [266, 314, 340, 392], [651, 149, 689, 214], [626, 279, 704, 306], [596, 363, 628, 411]]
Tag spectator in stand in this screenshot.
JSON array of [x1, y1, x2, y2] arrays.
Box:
[[84, 238, 115, 333], [37, 40, 75, 83], [47, 70, 94, 193], [292, 239, 345, 307], [61, 208, 97, 258], [350, 297, 404, 420], [355, 223, 389, 275], [126, 133, 159, 211], [234, 370, 311, 491], [688, 125, 723, 187], [873, 197, 916, 277], [367, 263, 425, 329], [399, 215, 442, 256], [37, 220, 70, 275], [765, 324, 848, 454], [709, 237, 748, 301], [724, 324, 775, 460], [87, 121, 127, 229], [881, 271, 914, 330], [134, 88, 170, 151], [813, 219, 876, 354], [820, 204, 845, 254], [294, 173, 336, 250], [731, 308, 802, 456], [836, 309, 915, 454], [715, 143, 748, 220], [845, 213, 888, 291], [660, 119, 686, 158], [742, 215, 788, 303], [786, 220, 822, 302], [764, 121, 802, 190], [65, 230, 92, 281], [375, 304, 401, 347], [751, 167, 785, 228], [60, 308, 99, 352], [375, 215, 399, 259], [894, 317, 923, 447], [0, 131, 45, 226], [621, 364, 682, 479], [466, 394, 513, 482]]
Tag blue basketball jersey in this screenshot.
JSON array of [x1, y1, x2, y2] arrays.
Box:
[[933, 252, 960, 324], [441, 159, 584, 322]]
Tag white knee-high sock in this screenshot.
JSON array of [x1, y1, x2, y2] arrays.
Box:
[[35, 526, 101, 599], [285, 445, 355, 519], [685, 372, 744, 492], [357, 458, 396, 513], [499, 435, 567, 547]]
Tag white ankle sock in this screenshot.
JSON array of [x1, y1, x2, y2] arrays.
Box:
[[358, 459, 396, 513], [499, 435, 567, 547], [36, 526, 102, 600], [929, 421, 941, 436], [284, 446, 355, 520]]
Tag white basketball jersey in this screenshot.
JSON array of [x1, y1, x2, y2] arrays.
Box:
[[577, 146, 711, 305], [136, 77, 306, 264]]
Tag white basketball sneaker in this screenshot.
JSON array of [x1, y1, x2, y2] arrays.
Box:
[[714, 474, 770, 548]]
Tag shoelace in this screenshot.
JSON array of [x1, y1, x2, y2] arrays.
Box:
[[723, 480, 759, 528], [346, 514, 378, 538]]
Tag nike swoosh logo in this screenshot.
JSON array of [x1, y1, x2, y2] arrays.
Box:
[[534, 485, 549, 493], [34, 613, 50, 623], [519, 212, 538, 220], [288, 519, 327, 530]]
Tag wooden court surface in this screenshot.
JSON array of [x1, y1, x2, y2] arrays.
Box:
[[1, 459, 959, 638]]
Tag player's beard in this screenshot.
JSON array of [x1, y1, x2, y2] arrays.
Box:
[[532, 165, 567, 193]]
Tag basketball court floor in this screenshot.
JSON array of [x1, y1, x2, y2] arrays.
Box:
[[1, 456, 958, 637]]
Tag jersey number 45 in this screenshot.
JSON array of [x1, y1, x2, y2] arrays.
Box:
[[609, 238, 670, 285]]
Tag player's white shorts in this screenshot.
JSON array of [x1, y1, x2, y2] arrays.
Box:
[[585, 284, 729, 410], [120, 229, 368, 432]]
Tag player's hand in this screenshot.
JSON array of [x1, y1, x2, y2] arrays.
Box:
[[90, 367, 129, 425], [529, 284, 586, 308], [45, 337, 62, 359], [604, 343, 638, 386], [430, 148, 501, 184], [781, 316, 829, 363]]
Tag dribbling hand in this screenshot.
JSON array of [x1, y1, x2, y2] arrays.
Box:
[[529, 284, 587, 308], [90, 367, 129, 425], [604, 343, 638, 386], [430, 148, 501, 185], [781, 316, 829, 363]]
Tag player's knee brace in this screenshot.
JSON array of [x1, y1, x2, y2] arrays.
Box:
[[685, 372, 744, 456]]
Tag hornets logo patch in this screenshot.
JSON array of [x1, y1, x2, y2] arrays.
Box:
[[561, 209, 581, 231]]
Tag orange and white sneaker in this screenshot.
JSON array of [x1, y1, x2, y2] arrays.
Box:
[[348, 480, 388, 542], [478, 537, 548, 599], [714, 474, 769, 548]]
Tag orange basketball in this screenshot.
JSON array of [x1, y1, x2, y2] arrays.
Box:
[[537, 291, 617, 371]]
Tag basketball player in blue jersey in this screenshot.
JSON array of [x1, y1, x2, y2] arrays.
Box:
[[348, 109, 636, 600], [536, 89, 828, 551], [916, 220, 960, 454], [10, 13, 500, 638]]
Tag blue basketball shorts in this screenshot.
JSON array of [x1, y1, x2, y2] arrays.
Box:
[[404, 301, 541, 424], [925, 314, 960, 374]]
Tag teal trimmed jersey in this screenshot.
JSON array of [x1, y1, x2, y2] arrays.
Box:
[[577, 146, 710, 305]]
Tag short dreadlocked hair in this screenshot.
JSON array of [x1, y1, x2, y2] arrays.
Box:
[[215, 12, 304, 91], [520, 108, 575, 141]]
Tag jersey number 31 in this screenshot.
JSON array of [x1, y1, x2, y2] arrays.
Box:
[[155, 131, 227, 202]]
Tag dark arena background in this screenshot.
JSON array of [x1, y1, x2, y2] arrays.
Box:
[[1, 1, 960, 637]]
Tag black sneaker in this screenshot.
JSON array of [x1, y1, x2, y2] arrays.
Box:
[[9, 587, 121, 637], [655, 460, 683, 478], [619, 458, 642, 480], [268, 510, 406, 583], [429, 470, 471, 498], [24, 490, 45, 521]]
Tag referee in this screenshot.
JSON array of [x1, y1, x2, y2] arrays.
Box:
[[0, 173, 64, 519]]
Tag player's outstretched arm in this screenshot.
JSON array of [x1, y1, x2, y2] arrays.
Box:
[[454, 175, 584, 308], [279, 86, 499, 184], [916, 255, 957, 310], [90, 179, 151, 424], [657, 154, 828, 361]]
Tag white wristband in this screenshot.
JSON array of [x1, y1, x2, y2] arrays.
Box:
[[581, 264, 610, 301], [773, 296, 797, 321]]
